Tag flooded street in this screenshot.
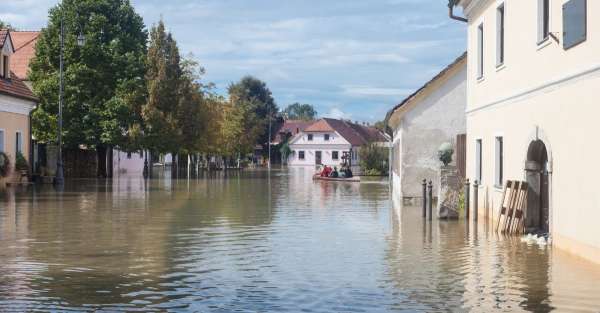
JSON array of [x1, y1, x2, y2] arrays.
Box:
[[0, 168, 599, 312]]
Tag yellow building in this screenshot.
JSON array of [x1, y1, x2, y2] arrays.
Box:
[[453, 0, 600, 264], [0, 29, 37, 186]]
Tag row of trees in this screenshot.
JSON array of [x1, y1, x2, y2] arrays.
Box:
[[26, 0, 316, 177]]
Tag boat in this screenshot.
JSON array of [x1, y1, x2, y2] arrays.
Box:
[[312, 174, 361, 182]]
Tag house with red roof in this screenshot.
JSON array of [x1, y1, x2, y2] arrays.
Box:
[[287, 118, 388, 173], [0, 29, 38, 185]]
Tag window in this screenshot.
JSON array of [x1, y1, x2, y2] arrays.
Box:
[[299, 151, 305, 160], [495, 137, 504, 187], [307, 134, 313, 141], [15, 132, 23, 155], [1, 55, 8, 78], [324, 134, 330, 141], [538, 0, 550, 43], [127, 152, 132, 159], [475, 139, 482, 183], [496, 4, 505, 66], [332, 151, 339, 160], [563, 0, 587, 49], [0, 130, 4, 152], [477, 23, 484, 79]]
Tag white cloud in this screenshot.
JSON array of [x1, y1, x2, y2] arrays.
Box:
[[342, 86, 412, 98], [324, 108, 351, 120]]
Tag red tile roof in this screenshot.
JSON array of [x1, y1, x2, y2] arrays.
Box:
[[305, 118, 387, 146], [0, 72, 37, 101], [273, 119, 314, 144], [10, 31, 40, 80], [0, 29, 8, 49]]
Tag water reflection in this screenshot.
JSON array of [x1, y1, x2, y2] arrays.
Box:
[[0, 169, 599, 312]]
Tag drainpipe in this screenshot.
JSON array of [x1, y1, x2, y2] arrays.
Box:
[[449, 5, 468, 23]]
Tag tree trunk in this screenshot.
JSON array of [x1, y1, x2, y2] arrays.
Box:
[[97, 145, 108, 178]]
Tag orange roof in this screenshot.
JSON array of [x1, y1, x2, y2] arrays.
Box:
[[10, 31, 40, 80], [304, 119, 335, 132], [0, 71, 37, 101]]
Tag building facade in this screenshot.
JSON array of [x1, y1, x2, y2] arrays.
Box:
[[387, 53, 467, 203], [287, 118, 388, 173], [455, 0, 600, 263], [0, 29, 37, 186]]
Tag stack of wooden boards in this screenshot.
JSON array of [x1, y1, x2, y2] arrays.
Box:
[[495, 180, 529, 235]]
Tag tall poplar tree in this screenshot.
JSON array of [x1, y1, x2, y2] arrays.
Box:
[[142, 20, 182, 155]]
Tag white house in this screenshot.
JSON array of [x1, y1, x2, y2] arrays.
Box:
[[453, 0, 600, 264], [287, 118, 388, 173], [387, 53, 467, 204]]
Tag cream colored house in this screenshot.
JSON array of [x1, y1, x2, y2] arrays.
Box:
[[387, 53, 467, 204], [453, 0, 600, 263], [0, 29, 37, 186]]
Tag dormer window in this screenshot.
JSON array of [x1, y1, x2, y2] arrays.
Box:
[[2, 55, 9, 78]]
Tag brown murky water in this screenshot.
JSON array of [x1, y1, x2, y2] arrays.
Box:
[[0, 168, 599, 312]]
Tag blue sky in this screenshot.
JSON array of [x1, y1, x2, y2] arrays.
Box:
[[2, 0, 466, 122]]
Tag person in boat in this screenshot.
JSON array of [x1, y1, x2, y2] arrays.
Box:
[[321, 165, 332, 177], [330, 167, 339, 178]]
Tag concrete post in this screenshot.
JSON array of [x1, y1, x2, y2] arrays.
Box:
[[428, 180, 433, 221]]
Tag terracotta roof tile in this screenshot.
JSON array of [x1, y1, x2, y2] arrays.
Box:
[[0, 72, 37, 101], [0, 29, 8, 48], [10, 31, 40, 80], [273, 119, 314, 143], [305, 118, 386, 146]]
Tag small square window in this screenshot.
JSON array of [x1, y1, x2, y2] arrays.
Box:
[[332, 151, 339, 160], [324, 134, 330, 141], [299, 151, 305, 160], [307, 134, 313, 141]]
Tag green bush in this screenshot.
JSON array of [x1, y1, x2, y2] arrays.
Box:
[[438, 142, 454, 166], [0, 152, 10, 177], [359, 143, 388, 176], [15, 152, 29, 172]]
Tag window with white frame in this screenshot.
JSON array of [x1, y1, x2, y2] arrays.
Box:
[[324, 134, 330, 141], [299, 151, 305, 160], [332, 151, 339, 160], [495, 136, 504, 187], [477, 23, 484, 79], [475, 139, 482, 183], [496, 3, 505, 66], [538, 0, 550, 43], [307, 134, 313, 141]]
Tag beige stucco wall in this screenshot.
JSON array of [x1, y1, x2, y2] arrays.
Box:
[[462, 0, 600, 264], [0, 110, 30, 186]]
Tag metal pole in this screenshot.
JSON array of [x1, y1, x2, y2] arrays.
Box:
[[428, 180, 433, 221], [268, 108, 272, 170], [473, 180, 479, 222], [422, 179, 427, 218], [465, 179, 470, 220], [54, 4, 65, 185]]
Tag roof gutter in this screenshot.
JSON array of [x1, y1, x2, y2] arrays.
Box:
[[449, 5, 468, 23]]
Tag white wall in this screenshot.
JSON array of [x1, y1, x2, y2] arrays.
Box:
[[288, 131, 352, 167], [113, 150, 145, 175], [392, 63, 467, 199], [462, 0, 600, 264]]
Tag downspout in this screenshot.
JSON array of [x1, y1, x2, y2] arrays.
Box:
[[449, 5, 468, 23]]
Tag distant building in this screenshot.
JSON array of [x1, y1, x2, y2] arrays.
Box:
[[387, 53, 467, 204], [453, 0, 600, 264], [0, 29, 38, 185], [287, 118, 388, 173]]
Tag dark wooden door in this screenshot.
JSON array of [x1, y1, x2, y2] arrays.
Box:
[[456, 134, 467, 179], [315, 151, 322, 165]]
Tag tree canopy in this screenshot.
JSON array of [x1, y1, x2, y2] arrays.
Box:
[[0, 20, 14, 30], [30, 0, 147, 176], [282, 103, 317, 121]]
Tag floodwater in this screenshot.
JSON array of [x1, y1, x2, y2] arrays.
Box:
[[0, 168, 599, 312]]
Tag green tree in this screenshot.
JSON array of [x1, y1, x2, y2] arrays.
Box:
[[359, 143, 389, 176], [228, 76, 278, 152], [30, 0, 147, 177], [142, 20, 182, 155], [282, 103, 317, 121], [0, 20, 14, 30]]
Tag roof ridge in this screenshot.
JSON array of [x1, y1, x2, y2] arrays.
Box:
[[14, 35, 39, 52]]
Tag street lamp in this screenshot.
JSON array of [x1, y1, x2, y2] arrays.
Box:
[[54, 2, 85, 185]]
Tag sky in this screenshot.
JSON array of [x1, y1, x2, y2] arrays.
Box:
[[1, 0, 466, 123]]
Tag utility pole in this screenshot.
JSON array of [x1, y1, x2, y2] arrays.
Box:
[[268, 107, 272, 170]]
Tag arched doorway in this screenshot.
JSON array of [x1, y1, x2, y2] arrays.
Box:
[[524, 140, 550, 234]]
